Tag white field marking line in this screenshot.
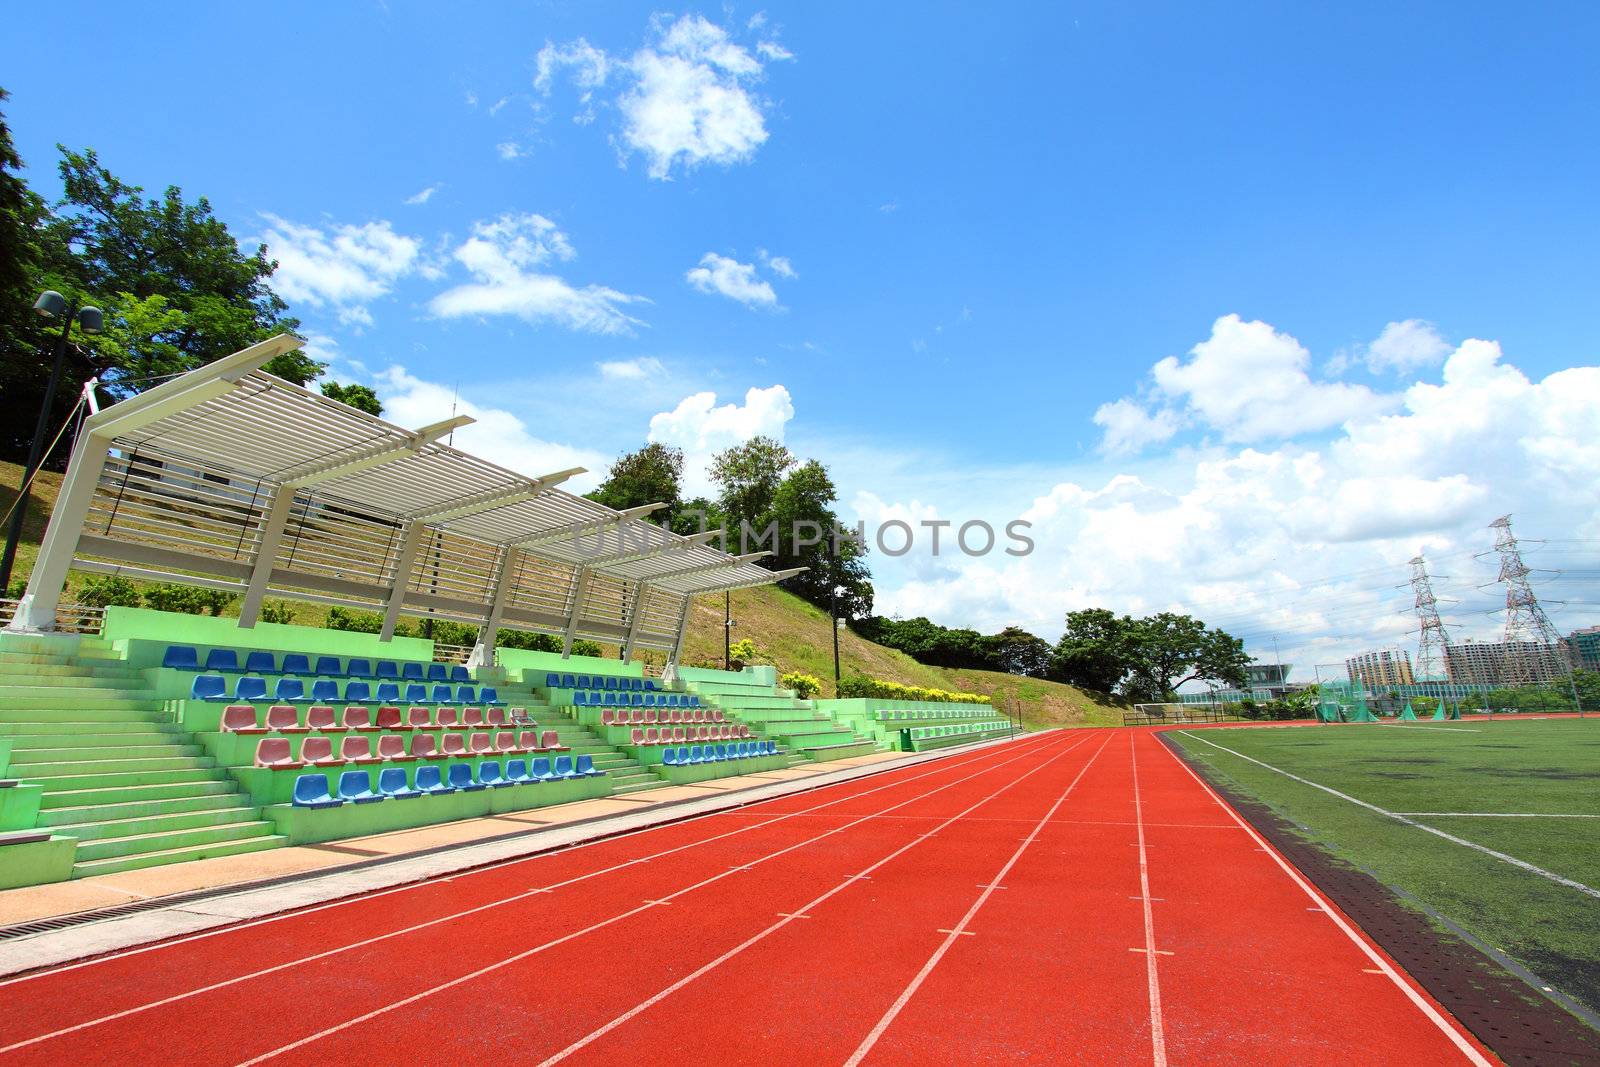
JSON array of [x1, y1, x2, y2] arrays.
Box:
[[1179, 731, 1600, 901], [533, 732, 1098, 1067], [1130, 733, 1169, 1067], [0, 736, 1071, 1056], [842, 733, 1114, 1067], [236, 732, 1095, 1067], [1160, 737, 1495, 1067], [1380, 725, 1482, 733], [0, 730, 1053, 994], [1393, 812, 1600, 819]]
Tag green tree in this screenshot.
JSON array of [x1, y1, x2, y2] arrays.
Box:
[[672, 495, 724, 538], [709, 435, 794, 544], [588, 442, 683, 521], [1120, 612, 1249, 702], [765, 458, 873, 616], [983, 626, 1054, 677], [319, 381, 383, 416], [87, 292, 188, 395], [1050, 609, 1141, 693]]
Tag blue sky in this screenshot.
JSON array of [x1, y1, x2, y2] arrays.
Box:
[[5, 3, 1599, 674]]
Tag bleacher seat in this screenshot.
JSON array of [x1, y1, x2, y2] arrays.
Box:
[[431, 685, 455, 704], [375, 706, 402, 730], [376, 661, 400, 680], [518, 730, 539, 751], [311, 680, 339, 702], [687, 745, 703, 764], [222, 704, 263, 733], [468, 734, 493, 756], [643, 679, 658, 691], [404, 683, 428, 704], [450, 665, 470, 683], [415, 765, 453, 795], [275, 678, 306, 702], [494, 731, 518, 754], [163, 645, 200, 670], [302, 735, 339, 766], [407, 707, 435, 730], [338, 770, 383, 804], [440, 734, 468, 757], [342, 706, 375, 732], [346, 658, 373, 679], [281, 653, 311, 675], [540, 729, 564, 751], [402, 662, 425, 682], [411, 734, 441, 760], [340, 736, 381, 764], [237, 677, 268, 702], [561, 673, 577, 688], [292, 774, 342, 808], [663, 748, 681, 766], [436, 708, 460, 729], [448, 764, 487, 792], [245, 651, 276, 674], [254, 738, 298, 769], [205, 649, 242, 673], [377, 682, 402, 703], [573, 692, 588, 707], [505, 758, 533, 784], [315, 656, 342, 677], [529, 757, 556, 782], [478, 761, 513, 789], [460, 707, 484, 728], [545, 672, 561, 688], [480, 687, 503, 706], [575, 754, 602, 778], [379, 767, 420, 799], [377, 735, 414, 762], [266, 705, 304, 733], [427, 663, 448, 683], [345, 681, 371, 703], [486, 707, 507, 727], [306, 705, 340, 732]]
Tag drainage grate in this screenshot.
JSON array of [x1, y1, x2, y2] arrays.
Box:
[[0, 895, 184, 941]]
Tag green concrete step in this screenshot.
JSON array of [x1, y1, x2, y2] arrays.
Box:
[[46, 805, 263, 843], [0, 662, 148, 683], [0, 722, 182, 739], [8, 744, 204, 763], [614, 780, 670, 795], [30, 766, 228, 794], [0, 707, 171, 724], [17, 755, 216, 778], [37, 792, 254, 827], [798, 739, 880, 761], [0, 689, 160, 710], [41, 779, 240, 809], [73, 820, 278, 862], [71, 832, 287, 878]]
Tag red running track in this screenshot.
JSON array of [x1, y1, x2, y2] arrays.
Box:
[[0, 728, 1497, 1066]]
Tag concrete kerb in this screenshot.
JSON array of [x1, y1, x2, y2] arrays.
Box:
[[0, 729, 1053, 978]]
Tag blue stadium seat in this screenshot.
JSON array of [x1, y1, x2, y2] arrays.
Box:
[[401, 662, 425, 681], [431, 684, 456, 704], [505, 758, 534, 784], [292, 774, 342, 808], [689, 696, 701, 708], [244, 651, 276, 674], [643, 679, 658, 691], [280, 653, 311, 675], [274, 677, 306, 702], [630, 679, 644, 692], [311, 679, 339, 702], [478, 761, 514, 789], [561, 673, 577, 689], [163, 645, 200, 670], [630, 693, 644, 707], [415, 764, 454, 795], [480, 687, 504, 706], [337, 770, 384, 804], [427, 663, 448, 683], [345, 681, 371, 703], [236, 676, 268, 702], [447, 763, 487, 792], [456, 686, 476, 703], [553, 755, 576, 779], [575, 754, 602, 778], [404, 683, 428, 703], [205, 648, 242, 673], [573, 692, 588, 706], [545, 672, 561, 688], [603, 692, 619, 707], [601, 676, 616, 691], [346, 658, 373, 679], [575, 675, 590, 689], [687, 745, 704, 764], [529, 757, 556, 782], [191, 674, 228, 702], [663, 748, 681, 767], [314, 656, 342, 677], [375, 661, 399, 680], [376, 682, 401, 703], [450, 665, 470, 684], [378, 767, 421, 800]]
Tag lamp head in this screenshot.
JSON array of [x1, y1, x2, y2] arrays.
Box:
[[33, 290, 68, 318], [77, 306, 104, 334]]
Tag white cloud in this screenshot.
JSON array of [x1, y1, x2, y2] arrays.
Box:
[[648, 384, 794, 497], [1364, 319, 1451, 373], [759, 249, 797, 278], [373, 365, 608, 493], [256, 215, 423, 327], [404, 184, 440, 206], [496, 141, 526, 161], [1092, 398, 1182, 456], [428, 212, 647, 335], [535, 14, 789, 180], [686, 252, 778, 307], [598, 356, 665, 381]]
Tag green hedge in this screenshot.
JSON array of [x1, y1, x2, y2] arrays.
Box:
[[837, 674, 990, 704]]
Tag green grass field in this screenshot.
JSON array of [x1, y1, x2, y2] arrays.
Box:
[[1169, 719, 1600, 1024]]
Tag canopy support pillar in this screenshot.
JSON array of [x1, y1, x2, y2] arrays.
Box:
[[467, 547, 517, 670], [237, 485, 295, 628], [380, 522, 425, 641], [561, 566, 592, 658]]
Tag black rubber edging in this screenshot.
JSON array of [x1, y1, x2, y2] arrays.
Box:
[[1158, 732, 1600, 1067]]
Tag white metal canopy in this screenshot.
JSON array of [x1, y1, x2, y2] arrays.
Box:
[[8, 335, 800, 667]]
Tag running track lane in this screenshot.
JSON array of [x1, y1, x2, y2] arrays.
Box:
[[0, 728, 1067, 1064]]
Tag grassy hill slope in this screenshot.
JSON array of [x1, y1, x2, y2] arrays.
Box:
[[3, 461, 1119, 727]]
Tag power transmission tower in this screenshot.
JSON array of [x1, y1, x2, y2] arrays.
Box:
[[1488, 514, 1568, 686], [1408, 554, 1452, 683]]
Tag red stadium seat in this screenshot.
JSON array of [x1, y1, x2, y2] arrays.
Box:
[[407, 706, 435, 730], [411, 734, 441, 760], [468, 733, 493, 756], [221, 705, 263, 734], [517, 730, 538, 752], [266, 704, 306, 733], [441, 733, 467, 757], [300, 735, 340, 766], [436, 707, 460, 729], [494, 731, 517, 753], [541, 729, 566, 751], [375, 705, 403, 730], [377, 734, 415, 762], [486, 707, 508, 727], [461, 707, 485, 728], [340, 735, 381, 764], [306, 705, 342, 732], [253, 737, 299, 769], [342, 706, 375, 732]]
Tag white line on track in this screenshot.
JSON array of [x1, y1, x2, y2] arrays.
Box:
[[1160, 736, 1495, 1067], [1393, 812, 1600, 819], [533, 731, 1099, 1066], [841, 733, 1113, 1067], [1130, 733, 1169, 1067], [0, 731, 1051, 995], [1178, 731, 1600, 901], [234, 732, 1094, 1066], [0, 733, 1066, 1055]]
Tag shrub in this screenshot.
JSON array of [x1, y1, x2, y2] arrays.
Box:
[[140, 583, 237, 616], [327, 605, 384, 633], [834, 674, 989, 704], [77, 575, 142, 609], [258, 599, 298, 625], [572, 639, 604, 657], [781, 671, 822, 698], [728, 638, 760, 663]]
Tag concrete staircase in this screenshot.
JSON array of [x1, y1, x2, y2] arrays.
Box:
[[0, 634, 285, 878], [685, 678, 879, 762], [492, 681, 668, 796]]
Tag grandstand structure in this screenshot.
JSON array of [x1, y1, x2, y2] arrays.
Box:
[[0, 336, 1037, 889]]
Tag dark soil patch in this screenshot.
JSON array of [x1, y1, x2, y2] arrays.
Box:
[[1162, 734, 1600, 1066]]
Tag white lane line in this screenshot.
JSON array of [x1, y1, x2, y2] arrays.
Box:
[[0, 733, 1065, 1054], [0, 731, 1053, 994], [843, 734, 1114, 1067], [238, 732, 1094, 1067], [1160, 738, 1494, 1067], [1394, 812, 1600, 819], [1178, 731, 1600, 901], [1130, 734, 1169, 1067], [534, 732, 1099, 1066]]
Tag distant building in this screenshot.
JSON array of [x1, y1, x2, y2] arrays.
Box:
[[1566, 625, 1600, 672], [1346, 649, 1416, 690], [1444, 638, 1567, 686]]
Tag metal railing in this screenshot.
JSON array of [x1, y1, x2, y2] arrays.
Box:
[[0, 599, 106, 635]]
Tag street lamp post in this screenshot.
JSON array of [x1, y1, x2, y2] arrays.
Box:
[[830, 583, 845, 683], [723, 589, 732, 671], [0, 291, 102, 595]]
